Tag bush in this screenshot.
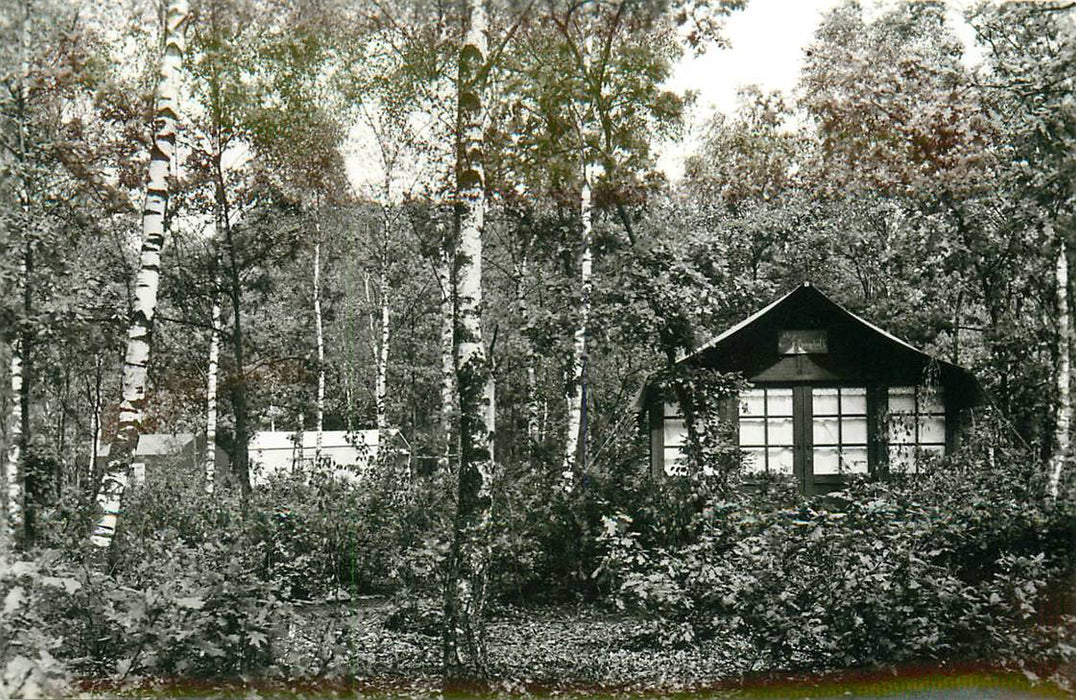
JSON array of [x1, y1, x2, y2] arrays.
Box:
[[597, 446, 1076, 681]]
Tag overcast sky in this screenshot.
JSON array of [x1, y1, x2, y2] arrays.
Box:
[[656, 0, 980, 179], [345, 0, 982, 191]]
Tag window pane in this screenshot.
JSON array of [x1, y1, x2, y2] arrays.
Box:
[[919, 389, 944, 414], [664, 419, 687, 448], [767, 388, 794, 416], [813, 447, 841, 474], [841, 388, 867, 415], [740, 389, 765, 417], [920, 444, 946, 459], [663, 401, 681, 418], [889, 445, 915, 473], [843, 417, 868, 444], [742, 447, 766, 474], [813, 417, 840, 445], [918, 415, 946, 444], [813, 388, 840, 415], [841, 448, 869, 474], [768, 447, 794, 475], [664, 446, 687, 476], [887, 414, 916, 444], [768, 417, 794, 445], [739, 417, 766, 446], [888, 387, 916, 414]]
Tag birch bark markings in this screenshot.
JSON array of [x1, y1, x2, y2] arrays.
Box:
[[205, 288, 221, 495], [314, 226, 325, 464], [376, 266, 390, 433], [4, 0, 32, 548], [6, 351, 23, 543], [363, 266, 391, 434], [517, 256, 540, 446], [1049, 237, 1071, 499], [444, 0, 494, 680], [562, 31, 597, 489], [92, 0, 188, 547], [438, 220, 456, 466]]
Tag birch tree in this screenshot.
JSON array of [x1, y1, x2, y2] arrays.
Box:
[[443, 0, 494, 679], [92, 0, 189, 547], [438, 215, 457, 464], [3, 0, 33, 548], [1049, 236, 1071, 499], [561, 27, 597, 488], [205, 271, 221, 494]]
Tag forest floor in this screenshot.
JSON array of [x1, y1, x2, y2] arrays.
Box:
[[272, 597, 752, 696], [247, 598, 1067, 699]]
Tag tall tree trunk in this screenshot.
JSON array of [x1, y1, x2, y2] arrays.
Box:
[[205, 286, 221, 495], [89, 353, 103, 491], [438, 219, 456, 467], [444, 0, 493, 682], [6, 347, 23, 547], [222, 211, 250, 500], [517, 256, 539, 448], [4, 0, 32, 550], [562, 155, 595, 489], [314, 224, 325, 464], [19, 242, 33, 542], [92, 0, 188, 547], [1049, 237, 1071, 499], [363, 267, 391, 435], [561, 29, 597, 490], [376, 266, 390, 433]]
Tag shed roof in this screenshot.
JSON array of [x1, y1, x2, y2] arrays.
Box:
[[97, 433, 196, 458]]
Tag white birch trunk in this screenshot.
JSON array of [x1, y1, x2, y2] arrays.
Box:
[[3, 0, 32, 549], [561, 31, 598, 489], [93, 0, 188, 547], [314, 230, 325, 464], [90, 355, 102, 483], [438, 229, 456, 466], [204, 292, 221, 495], [517, 257, 540, 445], [1049, 238, 1071, 499], [561, 170, 593, 488], [362, 268, 390, 435], [376, 268, 390, 434], [444, 0, 493, 680], [5, 351, 23, 543]]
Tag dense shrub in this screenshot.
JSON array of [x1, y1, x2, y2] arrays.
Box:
[[597, 442, 1076, 681], [0, 453, 432, 694]]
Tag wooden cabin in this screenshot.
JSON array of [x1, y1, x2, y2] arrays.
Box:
[[644, 283, 981, 494]]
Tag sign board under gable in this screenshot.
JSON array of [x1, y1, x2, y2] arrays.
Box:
[[778, 329, 828, 355]]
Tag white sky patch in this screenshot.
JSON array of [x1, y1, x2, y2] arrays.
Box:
[[655, 0, 986, 181], [655, 0, 842, 180]]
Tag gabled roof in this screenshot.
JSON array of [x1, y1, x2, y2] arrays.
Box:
[[685, 282, 946, 367], [669, 282, 981, 403]]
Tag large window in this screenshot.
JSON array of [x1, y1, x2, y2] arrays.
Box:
[[738, 388, 794, 475], [811, 387, 869, 474], [663, 383, 950, 483], [887, 386, 946, 472]]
